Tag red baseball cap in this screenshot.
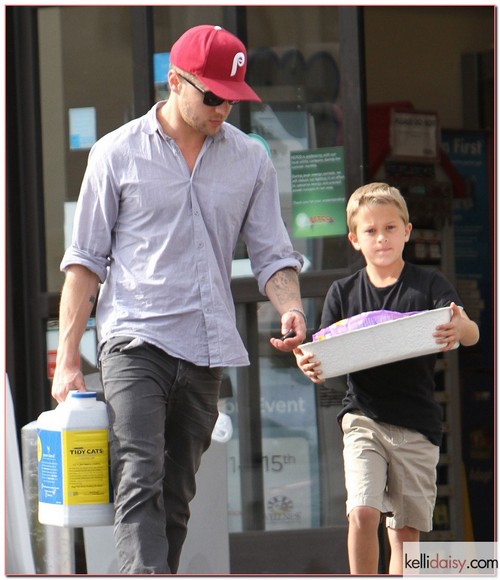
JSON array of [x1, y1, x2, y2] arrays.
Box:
[[170, 25, 261, 103]]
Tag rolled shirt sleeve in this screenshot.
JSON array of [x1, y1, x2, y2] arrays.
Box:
[[61, 146, 119, 282]]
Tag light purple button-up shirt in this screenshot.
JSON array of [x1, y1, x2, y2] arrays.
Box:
[[61, 102, 303, 367]]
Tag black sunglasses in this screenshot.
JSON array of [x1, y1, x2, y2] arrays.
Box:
[[178, 74, 239, 107]]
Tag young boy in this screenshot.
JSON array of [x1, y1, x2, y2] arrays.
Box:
[[294, 182, 479, 575]]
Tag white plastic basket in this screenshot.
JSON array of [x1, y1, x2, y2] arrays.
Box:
[[300, 307, 458, 379]]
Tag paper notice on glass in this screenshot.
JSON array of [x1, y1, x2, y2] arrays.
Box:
[[69, 107, 97, 150], [390, 110, 439, 159], [291, 147, 347, 238]]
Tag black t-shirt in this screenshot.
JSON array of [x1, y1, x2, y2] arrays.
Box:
[[321, 262, 463, 446]]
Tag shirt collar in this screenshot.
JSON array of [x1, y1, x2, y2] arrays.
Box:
[[142, 101, 227, 143]]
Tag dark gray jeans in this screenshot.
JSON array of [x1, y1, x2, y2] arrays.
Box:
[[100, 336, 222, 574]]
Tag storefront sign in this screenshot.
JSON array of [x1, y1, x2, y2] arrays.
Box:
[[441, 129, 492, 361]]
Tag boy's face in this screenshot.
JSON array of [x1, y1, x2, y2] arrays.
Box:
[[348, 203, 412, 268]]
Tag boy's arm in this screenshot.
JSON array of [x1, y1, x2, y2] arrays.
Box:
[[455, 305, 480, 346], [434, 302, 480, 350], [52, 265, 100, 403]]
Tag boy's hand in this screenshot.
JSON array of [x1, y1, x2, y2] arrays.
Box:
[[294, 346, 325, 383], [433, 302, 463, 351]]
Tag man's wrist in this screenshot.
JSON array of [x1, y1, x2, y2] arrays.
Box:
[[288, 307, 307, 325]]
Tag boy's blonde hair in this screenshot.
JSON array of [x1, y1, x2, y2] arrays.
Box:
[[346, 182, 410, 234]]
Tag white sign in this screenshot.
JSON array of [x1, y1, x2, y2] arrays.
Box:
[[390, 111, 438, 159], [69, 107, 97, 150], [227, 436, 312, 532]]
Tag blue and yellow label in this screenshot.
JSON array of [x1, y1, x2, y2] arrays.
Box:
[[38, 428, 110, 506]]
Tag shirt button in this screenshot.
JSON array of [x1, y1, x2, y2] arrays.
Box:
[[197, 242, 203, 249]]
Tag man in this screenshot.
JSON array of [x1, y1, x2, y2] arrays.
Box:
[[52, 24, 306, 574]]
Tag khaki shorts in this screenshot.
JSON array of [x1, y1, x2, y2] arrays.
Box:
[[341, 411, 439, 532]]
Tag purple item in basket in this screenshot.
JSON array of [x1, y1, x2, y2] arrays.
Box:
[[312, 310, 423, 342]]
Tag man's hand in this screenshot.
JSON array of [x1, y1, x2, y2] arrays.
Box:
[[270, 309, 307, 352], [51, 364, 87, 403]]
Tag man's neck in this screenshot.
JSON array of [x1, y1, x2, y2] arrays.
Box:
[[157, 100, 205, 147], [157, 100, 206, 173]]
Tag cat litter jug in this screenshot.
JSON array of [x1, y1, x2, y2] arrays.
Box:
[[37, 391, 114, 527]]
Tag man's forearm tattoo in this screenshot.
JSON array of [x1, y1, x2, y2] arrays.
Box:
[[268, 268, 300, 306]]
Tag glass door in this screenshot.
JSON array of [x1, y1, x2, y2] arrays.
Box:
[[219, 7, 365, 573]]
